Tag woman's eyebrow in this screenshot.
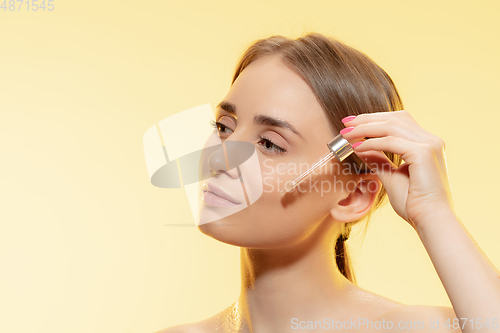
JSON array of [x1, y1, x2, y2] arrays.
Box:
[[216, 101, 304, 140]]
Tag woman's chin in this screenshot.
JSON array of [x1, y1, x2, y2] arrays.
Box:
[[196, 216, 262, 247], [197, 203, 244, 226]]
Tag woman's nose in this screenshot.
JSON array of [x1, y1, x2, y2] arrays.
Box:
[[207, 139, 255, 178]]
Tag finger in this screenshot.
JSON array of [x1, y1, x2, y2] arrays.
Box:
[[342, 110, 421, 130], [355, 150, 397, 169], [341, 120, 430, 144], [356, 149, 411, 223], [344, 114, 449, 174], [352, 136, 423, 166], [355, 137, 449, 195], [354, 150, 397, 186]]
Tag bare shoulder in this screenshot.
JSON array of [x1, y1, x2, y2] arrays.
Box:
[[153, 302, 245, 333], [349, 286, 406, 317], [351, 287, 460, 332], [385, 304, 460, 332]]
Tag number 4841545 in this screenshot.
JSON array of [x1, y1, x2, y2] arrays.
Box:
[[1, 0, 54, 11]]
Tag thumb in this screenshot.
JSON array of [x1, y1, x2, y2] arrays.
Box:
[[354, 150, 396, 188], [355, 150, 411, 221]]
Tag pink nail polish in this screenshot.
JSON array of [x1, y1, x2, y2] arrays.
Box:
[[339, 127, 354, 135], [352, 141, 363, 148], [341, 115, 356, 123]]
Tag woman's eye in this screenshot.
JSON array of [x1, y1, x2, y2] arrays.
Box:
[[209, 119, 233, 135], [258, 135, 287, 155], [209, 119, 287, 156]]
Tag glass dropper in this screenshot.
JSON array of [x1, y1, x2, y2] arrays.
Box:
[[279, 133, 354, 195]]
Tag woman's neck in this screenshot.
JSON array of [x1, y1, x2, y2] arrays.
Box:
[[235, 220, 359, 332]]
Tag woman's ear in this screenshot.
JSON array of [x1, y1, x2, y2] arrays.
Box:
[[329, 174, 381, 223]]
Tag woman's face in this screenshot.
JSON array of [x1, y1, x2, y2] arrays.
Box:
[[197, 54, 363, 248]]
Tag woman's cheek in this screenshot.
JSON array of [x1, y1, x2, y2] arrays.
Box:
[[262, 176, 276, 195], [275, 161, 289, 176], [258, 157, 282, 194]]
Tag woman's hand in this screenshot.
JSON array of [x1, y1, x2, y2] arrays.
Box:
[[341, 110, 455, 230]]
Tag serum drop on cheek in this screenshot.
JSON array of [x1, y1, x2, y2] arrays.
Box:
[[279, 134, 354, 195]]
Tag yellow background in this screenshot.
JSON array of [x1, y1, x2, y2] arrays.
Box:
[[1, 1, 499, 332]]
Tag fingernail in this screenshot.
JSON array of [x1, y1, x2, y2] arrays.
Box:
[[352, 141, 363, 148], [341, 115, 357, 123], [339, 127, 354, 135]]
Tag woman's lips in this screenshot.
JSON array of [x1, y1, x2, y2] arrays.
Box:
[[202, 182, 241, 207]]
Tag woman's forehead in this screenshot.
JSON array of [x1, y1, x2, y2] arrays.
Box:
[[222, 55, 329, 131]]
